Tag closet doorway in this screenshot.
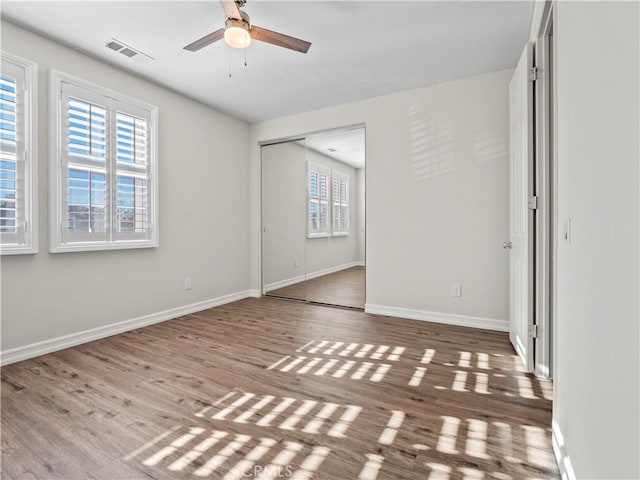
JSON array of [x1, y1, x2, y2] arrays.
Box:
[[261, 126, 365, 309]]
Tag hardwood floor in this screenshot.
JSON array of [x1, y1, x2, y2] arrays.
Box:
[[1, 297, 558, 479], [268, 266, 365, 309]]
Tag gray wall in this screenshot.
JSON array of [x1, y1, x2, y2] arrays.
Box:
[[0, 21, 251, 352]]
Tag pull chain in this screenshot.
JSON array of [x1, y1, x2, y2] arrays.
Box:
[[228, 47, 232, 78]]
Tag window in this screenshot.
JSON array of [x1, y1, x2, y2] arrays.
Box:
[[307, 164, 330, 237], [0, 53, 37, 255], [332, 171, 349, 235], [307, 163, 350, 238], [50, 70, 158, 252]]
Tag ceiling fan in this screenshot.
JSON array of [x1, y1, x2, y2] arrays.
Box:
[[183, 0, 311, 54]]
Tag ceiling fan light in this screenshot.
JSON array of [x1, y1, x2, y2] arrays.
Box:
[[224, 19, 251, 48]]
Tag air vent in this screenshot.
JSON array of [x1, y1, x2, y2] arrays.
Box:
[[119, 48, 138, 58], [105, 38, 154, 64], [106, 40, 122, 51]]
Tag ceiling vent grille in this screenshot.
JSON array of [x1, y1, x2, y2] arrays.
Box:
[[105, 38, 154, 64], [119, 47, 138, 58], [106, 40, 123, 51]]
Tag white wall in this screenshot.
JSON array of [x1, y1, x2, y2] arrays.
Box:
[[261, 142, 306, 288], [0, 21, 251, 357], [551, 2, 639, 478], [250, 69, 512, 328], [356, 168, 366, 263]]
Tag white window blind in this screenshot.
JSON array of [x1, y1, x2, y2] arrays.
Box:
[[0, 73, 20, 236], [332, 171, 349, 235], [64, 95, 108, 241], [0, 53, 37, 255], [308, 164, 330, 237], [115, 110, 149, 236], [51, 70, 158, 252]]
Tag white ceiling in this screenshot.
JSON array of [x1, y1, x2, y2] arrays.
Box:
[[1, 1, 533, 123], [305, 127, 365, 169]]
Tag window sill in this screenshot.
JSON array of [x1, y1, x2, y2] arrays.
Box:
[[0, 244, 38, 255], [49, 239, 158, 254]]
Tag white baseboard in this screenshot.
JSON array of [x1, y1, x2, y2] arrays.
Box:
[[264, 274, 307, 293], [264, 261, 363, 293], [305, 261, 362, 281], [364, 304, 508, 332], [0, 289, 256, 366], [552, 420, 577, 480]]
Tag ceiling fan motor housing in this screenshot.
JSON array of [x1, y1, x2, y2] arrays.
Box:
[[224, 10, 251, 48], [226, 10, 250, 27]]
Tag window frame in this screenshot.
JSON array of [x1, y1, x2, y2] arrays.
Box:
[[331, 169, 350, 236], [0, 52, 38, 255], [49, 70, 158, 253], [307, 162, 331, 238]]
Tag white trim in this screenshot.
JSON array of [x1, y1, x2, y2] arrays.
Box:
[[364, 304, 508, 332], [305, 261, 361, 281], [0, 52, 38, 255], [0, 290, 256, 366], [307, 162, 331, 238], [263, 261, 362, 293], [264, 273, 307, 293], [552, 420, 577, 480]]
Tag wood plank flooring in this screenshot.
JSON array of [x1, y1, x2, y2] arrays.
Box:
[[1, 297, 558, 479], [268, 266, 365, 309]]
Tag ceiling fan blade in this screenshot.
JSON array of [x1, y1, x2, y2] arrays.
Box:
[[183, 29, 225, 51], [250, 25, 311, 54], [220, 0, 242, 19]]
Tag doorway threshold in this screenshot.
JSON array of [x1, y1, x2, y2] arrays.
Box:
[[263, 294, 364, 312]]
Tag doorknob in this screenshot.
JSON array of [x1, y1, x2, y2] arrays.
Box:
[[503, 241, 512, 250]]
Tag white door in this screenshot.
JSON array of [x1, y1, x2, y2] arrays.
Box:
[[508, 44, 535, 372]]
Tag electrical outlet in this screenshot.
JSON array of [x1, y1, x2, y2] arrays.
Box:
[[451, 283, 462, 297], [294, 258, 299, 268], [184, 277, 192, 290]]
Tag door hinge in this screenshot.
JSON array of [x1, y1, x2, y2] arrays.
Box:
[[528, 66, 538, 82], [528, 196, 539, 210], [529, 325, 539, 338]]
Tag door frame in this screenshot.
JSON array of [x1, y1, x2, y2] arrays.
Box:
[[510, 0, 556, 377], [533, 1, 556, 378]]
